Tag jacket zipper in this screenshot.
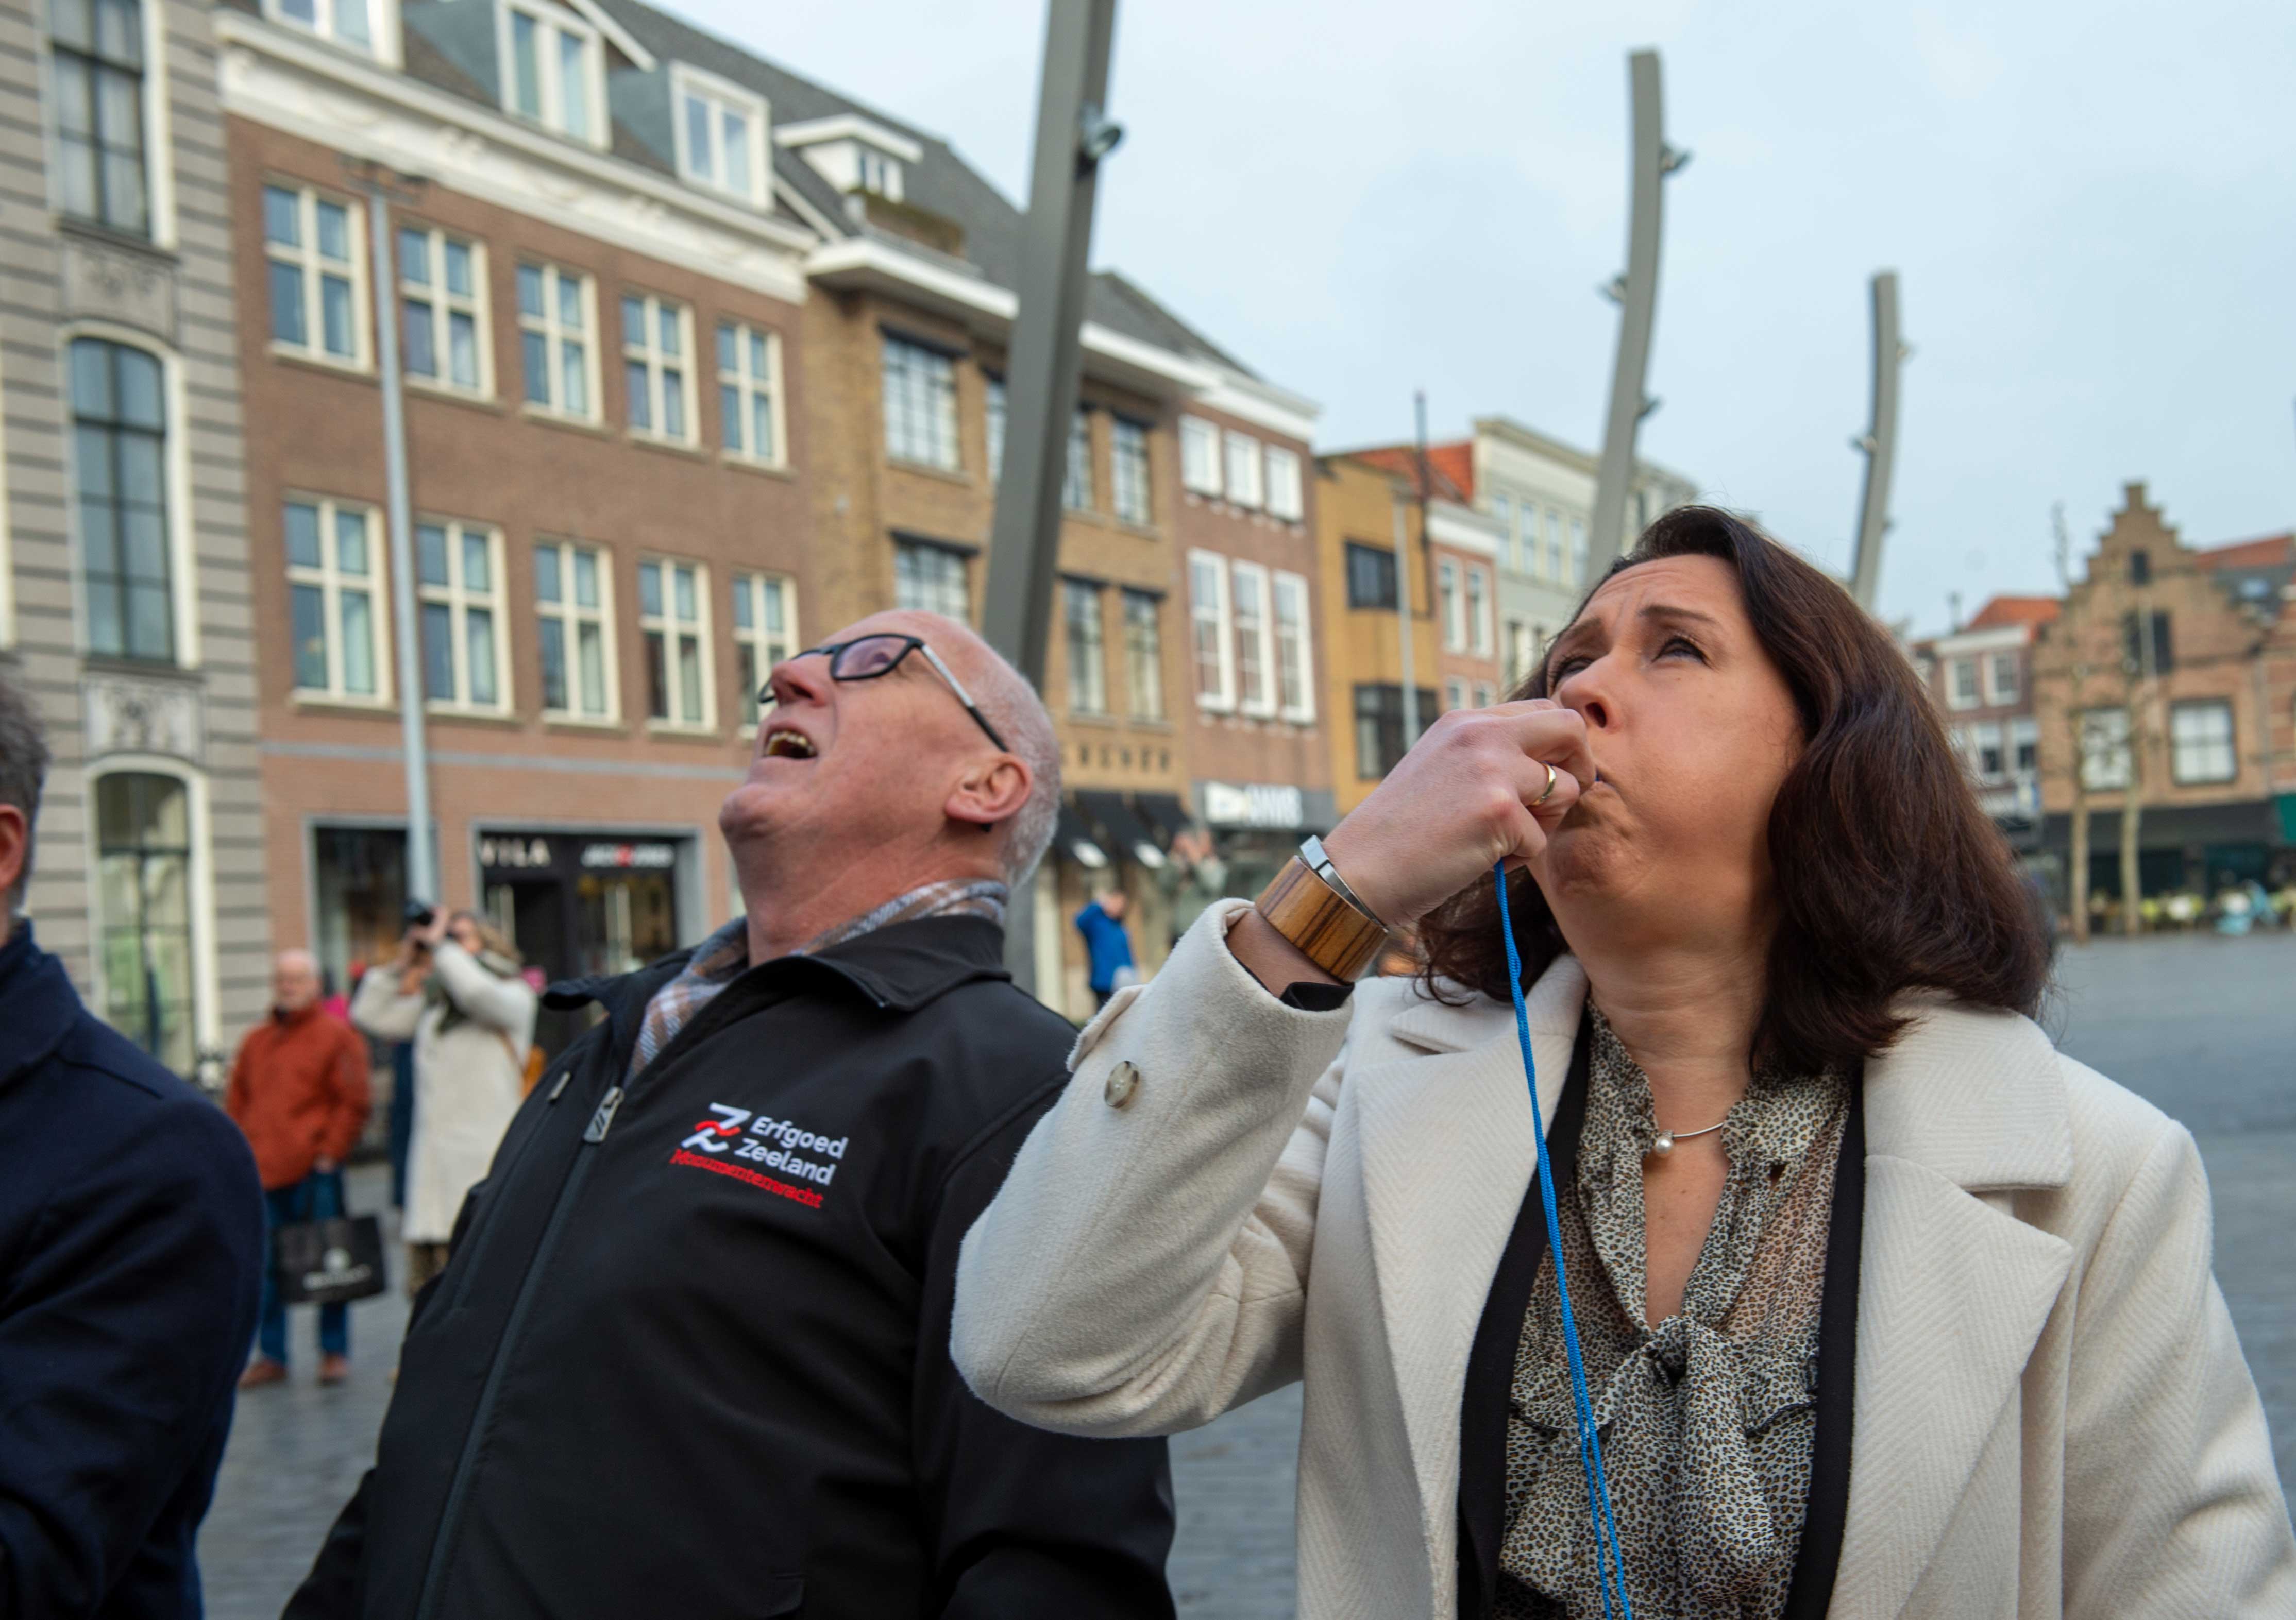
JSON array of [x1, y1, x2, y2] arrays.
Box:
[[411, 1028, 637, 1619]]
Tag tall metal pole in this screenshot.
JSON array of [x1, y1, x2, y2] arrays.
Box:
[[1588, 49, 1685, 575], [356, 171, 437, 905], [1392, 493, 1420, 753], [1848, 270, 1905, 612], [980, 0, 1121, 997]]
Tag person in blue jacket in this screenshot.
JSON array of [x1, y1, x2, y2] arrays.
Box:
[[1074, 888, 1136, 1010], [0, 668, 265, 1617]]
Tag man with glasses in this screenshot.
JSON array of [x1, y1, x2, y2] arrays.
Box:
[[291, 612, 1174, 1619]]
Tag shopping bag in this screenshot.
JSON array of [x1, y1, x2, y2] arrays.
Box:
[[274, 1213, 389, 1306]]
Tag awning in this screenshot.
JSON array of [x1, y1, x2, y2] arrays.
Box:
[[1076, 791, 1165, 869], [1134, 793, 1193, 844], [1053, 805, 1108, 869]]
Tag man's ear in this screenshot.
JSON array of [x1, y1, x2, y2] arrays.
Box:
[[0, 805, 26, 908], [946, 755, 1031, 831]]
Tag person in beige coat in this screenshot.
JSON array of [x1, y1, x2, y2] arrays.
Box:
[[955, 508, 2295, 1619], [351, 909, 535, 1294]]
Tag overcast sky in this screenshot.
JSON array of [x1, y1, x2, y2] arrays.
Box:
[[680, 0, 2294, 633]]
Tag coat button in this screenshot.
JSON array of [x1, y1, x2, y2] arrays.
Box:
[[1103, 1061, 1140, 1110]]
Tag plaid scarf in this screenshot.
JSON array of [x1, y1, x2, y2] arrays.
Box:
[[626, 878, 1007, 1078]]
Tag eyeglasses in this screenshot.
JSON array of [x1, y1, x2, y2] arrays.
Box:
[[765, 634, 1010, 752]]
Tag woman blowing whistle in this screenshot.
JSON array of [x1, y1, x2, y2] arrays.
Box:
[[952, 506, 2294, 1620]]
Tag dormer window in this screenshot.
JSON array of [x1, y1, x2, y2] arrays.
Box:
[[500, 0, 604, 147], [265, 0, 398, 61], [776, 114, 923, 207], [672, 64, 767, 207], [856, 148, 901, 200]]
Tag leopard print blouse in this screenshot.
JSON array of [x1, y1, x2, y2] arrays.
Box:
[[1494, 1006, 1850, 1619]]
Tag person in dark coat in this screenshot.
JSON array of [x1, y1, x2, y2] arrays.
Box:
[[0, 667, 265, 1617], [289, 611, 1174, 1620]]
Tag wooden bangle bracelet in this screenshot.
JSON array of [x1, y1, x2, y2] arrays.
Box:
[[1254, 857, 1390, 983]]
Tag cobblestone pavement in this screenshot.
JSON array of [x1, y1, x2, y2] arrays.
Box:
[[198, 934, 2296, 1618]]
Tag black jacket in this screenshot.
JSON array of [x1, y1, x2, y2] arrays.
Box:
[[290, 915, 1174, 1620], [0, 924, 264, 1618]]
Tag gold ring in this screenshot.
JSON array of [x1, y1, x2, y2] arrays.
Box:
[[1533, 761, 1559, 807]]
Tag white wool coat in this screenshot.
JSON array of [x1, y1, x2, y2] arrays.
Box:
[[352, 942, 535, 1244], [953, 902, 2295, 1619]]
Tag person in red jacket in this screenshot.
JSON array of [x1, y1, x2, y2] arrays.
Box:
[[226, 948, 372, 1387]]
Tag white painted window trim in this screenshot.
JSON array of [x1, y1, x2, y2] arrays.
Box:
[[1062, 407, 1094, 512], [881, 335, 960, 471], [2078, 706, 2131, 792], [1179, 415, 1222, 496], [892, 539, 971, 622], [1264, 445, 1303, 521], [1110, 416, 1151, 525], [715, 319, 785, 467], [1188, 548, 1234, 712], [416, 518, 511, 714], [1986, 649, 2020, 706], [1438, 558, 1462, 651], [1970, 720, 2006, 783], [1947, 656, 1982, 711], [1222, 430, 1263, 509], [496, 0, 609, 149], [80, 754, 220, 1069], [43, 0, 179, 246], [263, 180, 370, 371], [60, 321, 200, 669], [731, 569, 797, 729], [2169, 698, 2237, 786], [1468, 564, 1492, 656], [284, 493, 392, 705], [517, 260, 599, 421], [1122, 587, 1163, 722], [1272, 568, 1315, 724], [1474, 683, 1496, 708], [1063, 578, 1107, 716], [261, 0, 403, 67], [1230, 559, 1276, 718], [669, 60, 768, 207], [1445, 678, 1467, 713], [620, 291, 697, 445], [397, 222, 491, 397], [639, 555, 716, 731], [534, 537, 618, 722], [2009, 715, 2040, 772]]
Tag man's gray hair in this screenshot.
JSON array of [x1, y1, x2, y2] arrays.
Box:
[[0, 663, 48, 914], [961, 644, 1062, 884]]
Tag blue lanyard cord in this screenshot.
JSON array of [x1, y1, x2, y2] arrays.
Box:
[[1494, 862, 1634, 1620]]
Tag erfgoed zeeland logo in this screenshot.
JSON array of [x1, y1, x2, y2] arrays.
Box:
[[669, 1103, 847, 1209]]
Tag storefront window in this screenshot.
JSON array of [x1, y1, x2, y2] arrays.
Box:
[[95, 772, 194, 1073], [312, 825, 407, 996]]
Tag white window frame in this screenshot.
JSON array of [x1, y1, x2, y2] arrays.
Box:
[[731, 570, 797, 730], [1272, 569, 1314, 723], [516, 260, 598, 421], [1179, 415, 1222, 496], [1062, 407, 1094, 511], [1568, 516, 1588, 585], [670, 61, 768, 206], [1506, 619, 1533, 689], [1544, 508, 1565, 579], [82, 756, 220, 1073], [1122, 587, 1163, 722], [1264, 446, 1304, 522], [1986, 650, 2020, 706], [881, 334, 959, 470], [262, 0, 402, 64], [285, 495, 391, 705], [1230, 559, 1275, 717], [1948, 656, 1982, 710], [497, 0, 607, 148], [1188, 548, 1234, 712], [715, 319, 785, 467], [1222, 431, 1263, 509], [263, 181, 369, 370], [415, 518, 511, 715], [855, 145, 902, 199], [638, 555, 715, 730], [63, 325, 199, 669], [1474, 683, 1496, 708], [2169, 699, 2237, 786], [984, 375, 1006, 484], [534, 537, 618, 723], [1445, 678, 1467, 713], [1438, 558, 1463, 651], [1970, 720, 2006, 783], [397, 223, 489, 397], [1110, 416, 1151, 525], [2010, 715, 2040, 775], [2078, 706, 2131, 792], [49, 0, 176, 245], [1467, 565, 1492, 656], [1062, 578, 1107, 716], [620, 290, 697, 445], [893, 539, 970, 622]]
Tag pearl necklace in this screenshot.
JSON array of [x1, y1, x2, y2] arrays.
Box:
[[1648, 1118, 1728, 1157]]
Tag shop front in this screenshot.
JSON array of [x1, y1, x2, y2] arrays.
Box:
[[1194, 779, 1339, 910]]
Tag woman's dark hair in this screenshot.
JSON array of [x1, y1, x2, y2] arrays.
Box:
[[1416, 505, 2051, 1075]]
